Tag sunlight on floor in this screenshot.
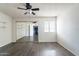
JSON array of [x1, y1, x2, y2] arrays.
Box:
[[41, 49, 56, 56]]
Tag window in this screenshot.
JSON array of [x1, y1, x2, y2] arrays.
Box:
[[44, 21, 49, 32], [44, 21, 55, 32]]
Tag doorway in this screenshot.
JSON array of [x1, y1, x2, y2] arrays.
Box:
[[33, 26, 38, 42]]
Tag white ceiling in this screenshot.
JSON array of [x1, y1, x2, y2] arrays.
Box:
[[0, 3, 78, 18]]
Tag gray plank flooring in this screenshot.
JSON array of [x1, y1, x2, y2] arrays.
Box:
[[0, 36, 74, 56]]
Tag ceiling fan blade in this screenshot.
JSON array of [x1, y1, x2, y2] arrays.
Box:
[[32, 12, 35, 15], [17, 7, 27, 10], [31, 8, 39, 11]]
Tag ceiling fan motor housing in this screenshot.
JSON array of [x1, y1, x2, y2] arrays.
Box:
[[26, 4, 32, 9]]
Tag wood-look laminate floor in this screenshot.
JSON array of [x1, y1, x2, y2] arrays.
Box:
[[16, 36, 38, 42], [0, 37, 74, 56]]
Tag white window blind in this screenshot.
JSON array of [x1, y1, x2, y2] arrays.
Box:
[[44, 21, 55, 32]]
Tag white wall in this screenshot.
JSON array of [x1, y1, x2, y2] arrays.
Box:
[[16, 22, 27, 39], [0, 12, 12, 47], [57, 5, 79, 56], [12, 19, 17, 42]]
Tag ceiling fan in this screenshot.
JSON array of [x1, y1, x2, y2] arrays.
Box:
[[17, 3, 39, 15]]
